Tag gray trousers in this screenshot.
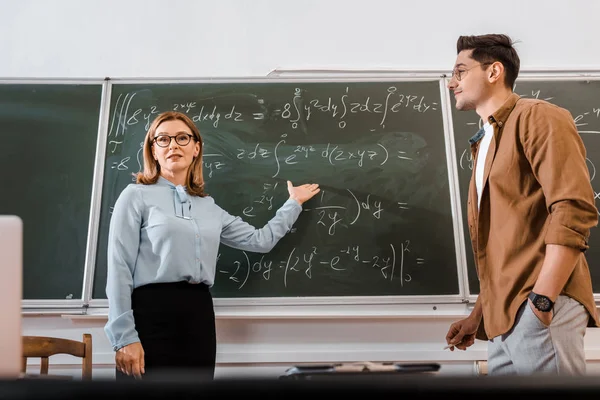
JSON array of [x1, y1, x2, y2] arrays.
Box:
[[487, 295, 589, 376]]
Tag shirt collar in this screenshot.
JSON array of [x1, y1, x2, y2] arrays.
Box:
[[468, 92, 520, 144], [488, 92, 520, 127]]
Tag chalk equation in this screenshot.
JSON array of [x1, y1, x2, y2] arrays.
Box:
[[104, 85, 439, 186], [243, 184, 408, 233], [108, 133, 417, 181], [217, 241, 425, 289], [107, 85, 438, 144], [280, 86, 438, 130]]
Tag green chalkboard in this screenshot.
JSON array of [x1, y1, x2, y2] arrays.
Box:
[[92, 80, 461, 298], [451, 79, 600, 295], [0, 83, 102, 299]]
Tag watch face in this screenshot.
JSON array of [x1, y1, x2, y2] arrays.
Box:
[[535, 296, 552, 311]]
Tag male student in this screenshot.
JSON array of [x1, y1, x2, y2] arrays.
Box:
[[444, 33, 599, 375]]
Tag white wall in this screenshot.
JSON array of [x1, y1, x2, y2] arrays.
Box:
[[6, 0, 600, 379], [2, 0, 600, 79]]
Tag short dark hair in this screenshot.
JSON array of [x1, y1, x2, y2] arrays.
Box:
[[457, 34, 520, 89]]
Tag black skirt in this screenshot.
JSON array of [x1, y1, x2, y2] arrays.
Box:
[[115, 281, 216, 381]]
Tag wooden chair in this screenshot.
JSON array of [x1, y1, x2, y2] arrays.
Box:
[[22, 333, 92, 379]]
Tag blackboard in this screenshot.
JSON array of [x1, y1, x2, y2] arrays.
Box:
[[11, 76, 597, 303], [0, 83, 102, 299], [91, 80, 461, 298], [451, 79, 600, 295]]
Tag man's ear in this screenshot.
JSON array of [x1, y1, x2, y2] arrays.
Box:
[[489, 61, 504, 84]]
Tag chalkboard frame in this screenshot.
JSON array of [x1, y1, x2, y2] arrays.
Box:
[[7, 71, 600, 314]]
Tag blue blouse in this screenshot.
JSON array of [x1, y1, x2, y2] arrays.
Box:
[[104, 177, 302, 350]]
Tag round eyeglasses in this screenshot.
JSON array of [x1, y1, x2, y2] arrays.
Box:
[[153, 133, 194, 148], [450, 62, 492, 82]]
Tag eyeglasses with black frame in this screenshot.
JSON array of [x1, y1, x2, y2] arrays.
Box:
[[450, 62, 492, 82], [153, 133, 194, 148]]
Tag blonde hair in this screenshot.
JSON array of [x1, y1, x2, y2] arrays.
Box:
[[135, 111, 206, 197]]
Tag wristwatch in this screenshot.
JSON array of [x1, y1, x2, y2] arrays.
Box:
[[528, 291, 554, 312]]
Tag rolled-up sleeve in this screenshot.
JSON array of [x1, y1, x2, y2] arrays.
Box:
[[520, 103, 599, 251]]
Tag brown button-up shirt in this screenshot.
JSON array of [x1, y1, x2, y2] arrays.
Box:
[[467, 93, 600, 340]]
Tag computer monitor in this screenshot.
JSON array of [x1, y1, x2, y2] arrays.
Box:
[[0, 215, 22, 378]]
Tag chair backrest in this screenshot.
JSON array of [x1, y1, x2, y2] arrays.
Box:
[[22, 334, 93, 379]]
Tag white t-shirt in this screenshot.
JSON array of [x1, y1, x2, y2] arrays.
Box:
[[475, 122, 494, 210]]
